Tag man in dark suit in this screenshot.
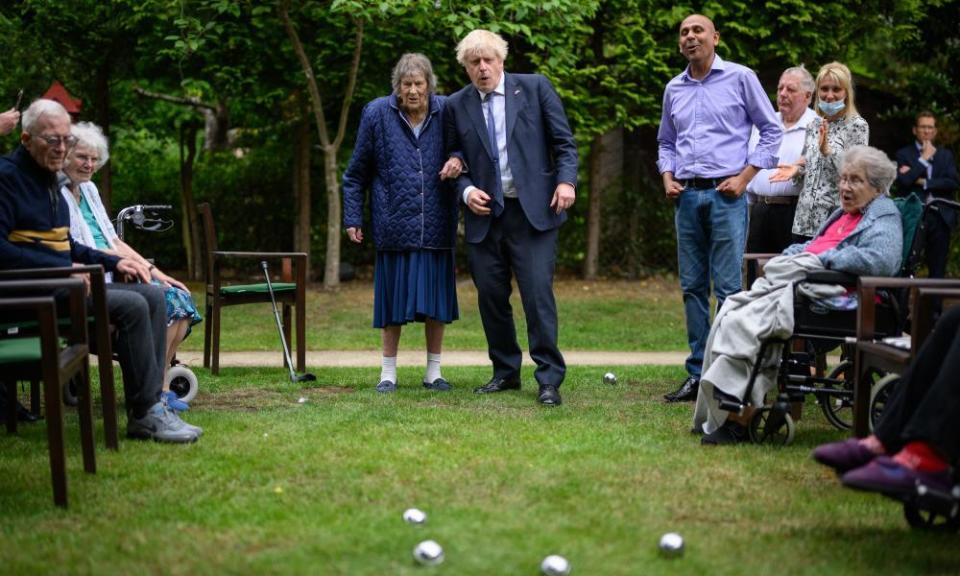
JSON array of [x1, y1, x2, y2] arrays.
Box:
[[444, 29, 578, 406], [895, 111, 958, 280]]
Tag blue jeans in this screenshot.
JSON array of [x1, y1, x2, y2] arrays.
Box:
[[675, 187, 747, 377]]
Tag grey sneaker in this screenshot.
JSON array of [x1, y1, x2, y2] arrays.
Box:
[[127, 402, 199, 443]]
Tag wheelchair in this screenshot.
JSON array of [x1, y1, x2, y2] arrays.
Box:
[[64, 205, 199, 406], [732, 195, 958, 445]]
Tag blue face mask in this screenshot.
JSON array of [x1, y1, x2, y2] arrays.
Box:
[[818, 100, 846, 116]]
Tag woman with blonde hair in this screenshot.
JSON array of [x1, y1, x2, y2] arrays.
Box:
[[771, 62, 869, 241]]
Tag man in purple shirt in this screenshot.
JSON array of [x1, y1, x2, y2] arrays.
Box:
[[657, 14, 781, 402]]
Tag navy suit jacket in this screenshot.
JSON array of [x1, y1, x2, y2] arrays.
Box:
[[444, 73, 578, 243], [896, 142, 958, 227]]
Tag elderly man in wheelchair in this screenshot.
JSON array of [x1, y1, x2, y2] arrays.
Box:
[[692, 145, 903, 445]]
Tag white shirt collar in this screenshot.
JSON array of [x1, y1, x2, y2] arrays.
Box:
[[476, 72, 506, 100]]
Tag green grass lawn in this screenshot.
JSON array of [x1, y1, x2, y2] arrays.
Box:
[[2, 365, 956, 575], [178, 277, 690, 352]]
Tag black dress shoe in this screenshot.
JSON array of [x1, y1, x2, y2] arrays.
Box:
[[664, 376, 699, 402], [474, 376, 521, 394], [0, 399, 40, 423], [537, 386, 562, 406]]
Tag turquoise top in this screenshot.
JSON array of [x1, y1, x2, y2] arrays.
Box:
[[79, 195, 110, 249]]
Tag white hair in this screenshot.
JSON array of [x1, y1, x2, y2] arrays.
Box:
[[22, 99, 70, 134], [68, 122, 110, 170], [782, 65, 815, 95], [840, 145, 897, 195]]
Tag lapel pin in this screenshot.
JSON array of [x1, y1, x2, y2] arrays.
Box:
[[514, 89, 520, 95]]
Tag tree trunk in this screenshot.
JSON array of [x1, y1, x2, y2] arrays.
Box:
[[179, 122, 202, 280], [323, 146, 341, 288], [293, 117, 312, 280], [583, 133, 605, 280], [94, 60, 113, 214], [279, 3, 364, 289]]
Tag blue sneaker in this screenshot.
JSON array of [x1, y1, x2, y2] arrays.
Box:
[[162, 390, 190, 413], [376, 380, 397, 393]]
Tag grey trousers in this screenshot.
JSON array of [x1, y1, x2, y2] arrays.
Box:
[[104, 283, 165, 418]]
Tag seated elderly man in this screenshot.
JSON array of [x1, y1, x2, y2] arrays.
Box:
[[0, 99, 201, 443], [692, 145, 903, 445]]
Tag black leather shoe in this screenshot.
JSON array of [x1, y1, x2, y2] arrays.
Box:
[[664, 376, 699, 402], [537, 386, 562, 406], [0, 399, 40, 423], [474, 376, 521, 394]]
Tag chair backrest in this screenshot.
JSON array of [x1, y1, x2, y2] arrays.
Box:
[[196, 203, 217, 284], [893, 192, 925, 277]]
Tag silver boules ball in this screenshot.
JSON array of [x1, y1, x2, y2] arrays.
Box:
[[603, 372, 617, 385], [413, 540, 444, 565], [658, 532, 684, 557], [541, 554, 571, 575], [402, 508, 427, 524]]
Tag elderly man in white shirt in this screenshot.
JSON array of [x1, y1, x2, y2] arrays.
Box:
[[746, 66, 817, 253]]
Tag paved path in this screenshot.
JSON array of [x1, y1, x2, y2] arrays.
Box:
[[176, 350, 688, 368]]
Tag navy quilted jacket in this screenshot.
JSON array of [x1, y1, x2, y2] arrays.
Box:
[[342, 94, 457, 251]]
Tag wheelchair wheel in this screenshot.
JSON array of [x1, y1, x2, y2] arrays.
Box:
[[748, 408, 796, 446], [869, 373, 899, 432], [62, 376, 79, 407], [166, 365, 199, 403], [903, 503, 960, 532], [817, 360, 855, 430]]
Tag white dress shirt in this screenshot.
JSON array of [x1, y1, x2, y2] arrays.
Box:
[[746, 107, 817, 202], [463, 72, 517, 204]]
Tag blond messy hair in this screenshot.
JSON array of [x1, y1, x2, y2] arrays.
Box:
[[455, 29, 508, 67]]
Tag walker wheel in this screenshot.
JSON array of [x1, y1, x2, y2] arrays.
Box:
[[748, 408, 795, 446], [166, 365, 199, 403]]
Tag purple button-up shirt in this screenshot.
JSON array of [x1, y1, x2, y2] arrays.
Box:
[[657, 55, 781, 179]]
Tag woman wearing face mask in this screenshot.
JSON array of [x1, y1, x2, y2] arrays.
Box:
[[770, 62, 869, 242]]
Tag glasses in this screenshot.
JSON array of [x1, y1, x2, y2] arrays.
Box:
[[839, 175, 867, 186], [73, 153, 101, 166], [35, 134, 78, 148]]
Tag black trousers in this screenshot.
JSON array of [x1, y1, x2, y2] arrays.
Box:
[[468, 199, 565, 388], [875, 305, 960, 461], [921, 210, 953, 279], [746, 200, 798, 254], [104, 283, 166, 417]]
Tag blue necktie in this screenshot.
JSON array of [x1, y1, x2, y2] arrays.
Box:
[[484, 92, 505, 216]]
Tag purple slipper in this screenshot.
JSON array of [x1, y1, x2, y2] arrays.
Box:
[[841, 456, 953, 498], [812, 438, 879, 474]]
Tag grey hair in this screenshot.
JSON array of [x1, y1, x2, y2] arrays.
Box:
[[456, 29, 508, 66], [22, 99, 69, 134], [840, 145, 896, 195], [782, 65, 815, 95], [391, 53, 437, 95], [68, 121, 110, 171]]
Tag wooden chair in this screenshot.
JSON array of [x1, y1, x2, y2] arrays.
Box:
[[853, 278, 960, 437], [196, 203, 308, 375], [0, 278, 96, 507], [0, 265, 119, 450]]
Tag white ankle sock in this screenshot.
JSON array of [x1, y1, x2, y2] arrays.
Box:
[[380, 356, 397, 384], [424, 352, 442, 383]]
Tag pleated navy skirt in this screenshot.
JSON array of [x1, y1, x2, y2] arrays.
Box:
[[373, 249, 459, 328]]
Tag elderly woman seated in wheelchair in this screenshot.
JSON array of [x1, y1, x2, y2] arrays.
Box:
[[693, 145, 902, 445], [59, 122, 201, 412]]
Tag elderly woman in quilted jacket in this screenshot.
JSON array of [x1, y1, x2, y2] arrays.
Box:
[[343, 53, 464, 393]]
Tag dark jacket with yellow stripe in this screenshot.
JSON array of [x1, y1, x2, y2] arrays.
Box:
[[0, 146, 119, 271]]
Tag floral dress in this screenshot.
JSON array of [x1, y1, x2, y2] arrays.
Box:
[[791, 114, 870, 237]]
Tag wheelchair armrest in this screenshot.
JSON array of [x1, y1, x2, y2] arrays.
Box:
[[803, 270, 858, 285]]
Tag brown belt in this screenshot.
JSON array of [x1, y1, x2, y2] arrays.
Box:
[[756, 195, 797, 205]]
